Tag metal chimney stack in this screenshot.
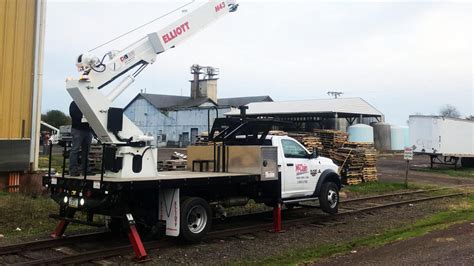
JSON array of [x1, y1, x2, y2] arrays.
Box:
[[239, 105, 248, 119]]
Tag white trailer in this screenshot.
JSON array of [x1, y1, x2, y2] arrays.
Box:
[[408, 115, 474, 168]]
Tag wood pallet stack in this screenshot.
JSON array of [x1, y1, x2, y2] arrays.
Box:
[[287, 132, 308, 143], [332, 142, 378, 185], [286, 132, 324, 152], [269, 130, 288, 136], [88, 144, 103, 173], [164, 159, 187, 171], [195, 132, 211, 146], [313, 129, 348, 157], [302, 136, 323, 152], [171, 151, 187, 160]]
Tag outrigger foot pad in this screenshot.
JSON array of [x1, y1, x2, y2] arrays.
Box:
[[50, 220, 69, 238], [126, 213, 148, 260]]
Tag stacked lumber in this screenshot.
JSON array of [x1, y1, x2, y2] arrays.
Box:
[[164, 159, 187, 171], [269, 130, 288, 136], [286, 132, 324, 152], [332, 142, 377, 185], [88, 144, 103, 173], [313, 129, 348, 157], [195, 132, 211, 145], [171, 151, 187, 160], [302, 136, 323, 152], [287, 132, 308, 143]]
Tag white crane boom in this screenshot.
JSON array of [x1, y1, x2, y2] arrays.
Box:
[[65, 0, 238, 179]]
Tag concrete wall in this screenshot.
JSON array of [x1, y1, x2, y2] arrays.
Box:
[[124, 98, 230, 147]]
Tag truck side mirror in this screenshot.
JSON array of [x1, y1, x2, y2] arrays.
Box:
[[311, 148, 319, 159]]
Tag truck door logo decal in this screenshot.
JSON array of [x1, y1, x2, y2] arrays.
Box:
[[310, 169, 317, 176], [295, 163, 308, 175]]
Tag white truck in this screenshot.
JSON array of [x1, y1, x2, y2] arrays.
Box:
[[41, 0, 341, 256], [44, 117, 342, 243], [409, 115, 474, 168]]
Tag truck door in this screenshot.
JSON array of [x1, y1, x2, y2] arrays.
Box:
[[280, 138, 316, 198]]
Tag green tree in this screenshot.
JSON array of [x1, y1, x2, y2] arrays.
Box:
[[41, 110, 71, 128]]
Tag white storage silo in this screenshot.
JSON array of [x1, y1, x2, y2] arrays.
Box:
[[400, 125, 409, 148], [348, 124, 374, 143], [390, 125, 405, 151]]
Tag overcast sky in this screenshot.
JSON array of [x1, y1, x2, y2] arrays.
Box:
[[42, 0, 473, 125]]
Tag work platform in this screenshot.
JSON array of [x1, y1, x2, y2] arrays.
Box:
[[53, 171, 253, 182]]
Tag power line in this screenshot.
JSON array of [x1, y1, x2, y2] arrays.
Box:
[[88, 0, 195, 52], [327, 91, 343, 99]]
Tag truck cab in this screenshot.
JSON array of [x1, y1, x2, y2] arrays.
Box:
[[271, 136, 339, 199], [268, 135, 341, 213]]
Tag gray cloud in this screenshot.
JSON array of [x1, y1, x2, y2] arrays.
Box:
[[42, 1, 472, 125]]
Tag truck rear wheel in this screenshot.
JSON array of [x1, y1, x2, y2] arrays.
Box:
[[461, 157, 474, 168], [180, 197, 212, 243], [319, 182, 339, 214]]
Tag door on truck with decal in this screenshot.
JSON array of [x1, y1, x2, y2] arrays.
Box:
[[280, 138, 319, 198]]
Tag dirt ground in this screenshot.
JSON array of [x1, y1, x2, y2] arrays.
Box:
[[317, 221, 474, 265], [377, 154, 474, 186], [104, 197, 463, 264], [14, 149, 474, 264]]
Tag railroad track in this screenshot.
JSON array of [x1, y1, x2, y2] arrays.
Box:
[[0, 188, 468, 265]]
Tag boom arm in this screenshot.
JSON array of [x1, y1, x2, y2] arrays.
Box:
[[78, 0, 238, 95], [67, 0, 238, 145]]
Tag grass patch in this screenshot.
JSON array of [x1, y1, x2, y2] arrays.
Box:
[[343, 181, 424, 195], [414, 167, 474, 178], [39, 154, 66, 173], [244, 194, 474, 265], [0, 193, 94, 241]]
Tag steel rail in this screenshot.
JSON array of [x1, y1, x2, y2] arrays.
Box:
[[341, 187, 453, 204], [0, 231, 110, 256], [13, 191, 465, 265]]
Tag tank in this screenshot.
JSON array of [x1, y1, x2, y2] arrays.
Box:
[[347, 124, 374, 143], [400, 125, 409, 148], [390, 125, 405, 151], [373, 122, 391, 151]]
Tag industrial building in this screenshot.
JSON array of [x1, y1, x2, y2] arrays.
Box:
[[124, 65, 272, 146], [0, 0, 46, 191], [225, 97, 384, 132]]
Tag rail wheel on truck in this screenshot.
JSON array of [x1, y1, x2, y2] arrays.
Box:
[[461, 157, 474, 168]]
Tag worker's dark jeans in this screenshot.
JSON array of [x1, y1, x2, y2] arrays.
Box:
[[69, 128, 92, 175]]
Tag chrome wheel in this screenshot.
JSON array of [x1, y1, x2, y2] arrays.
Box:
[[327, 189, 338, 209], [187, 205, 208, 234]]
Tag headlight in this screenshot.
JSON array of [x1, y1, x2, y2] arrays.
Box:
[[80, 198, 85, 206], [63, 196, 68, 204]]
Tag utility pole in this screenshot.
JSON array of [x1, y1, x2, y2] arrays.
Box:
[[327, 91, 343, 99]]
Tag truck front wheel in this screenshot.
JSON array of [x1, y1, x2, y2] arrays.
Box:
[[180, 197, 212, 243], [319, 182, 339, 214]]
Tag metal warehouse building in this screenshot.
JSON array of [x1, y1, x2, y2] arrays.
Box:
[[124, 93, 273, 147], [0, 0, 46, 190], [226, 97, 384, 132], [124, 65, 273, 147]]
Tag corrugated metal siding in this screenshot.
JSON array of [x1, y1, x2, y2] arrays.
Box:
[[0, 0, 36, 139], [124, 98, 230, 145]]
